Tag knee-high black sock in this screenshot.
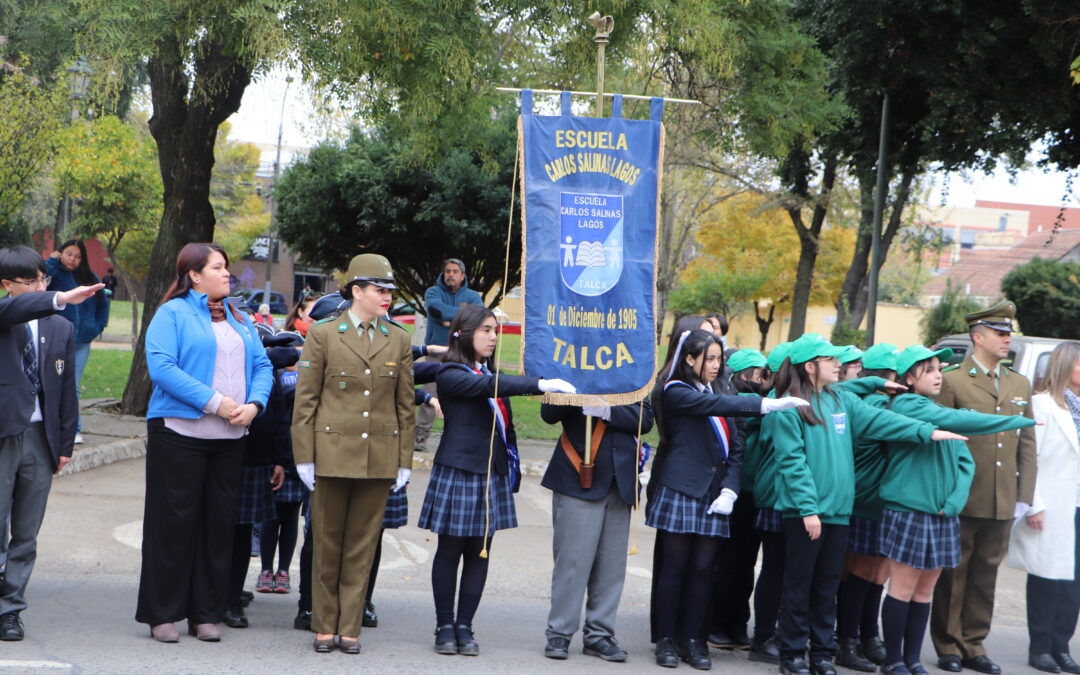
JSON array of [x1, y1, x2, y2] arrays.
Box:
[[861, 582, 884, 640], [838, 574, 871, 640], [455, 537, 490, 627], [903, 601, 931, 666], [881, 595, 910, 666]]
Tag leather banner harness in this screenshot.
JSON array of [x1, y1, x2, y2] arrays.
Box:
[[559, 419, 607, 489]]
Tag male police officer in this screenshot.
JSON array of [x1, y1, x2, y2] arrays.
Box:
[[931, 301, 1037, 674]]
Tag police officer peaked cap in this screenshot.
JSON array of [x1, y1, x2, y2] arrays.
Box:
[[344, 253, 397, 290], [307, 294, 349, 321], [964, 300, 1015, 333]]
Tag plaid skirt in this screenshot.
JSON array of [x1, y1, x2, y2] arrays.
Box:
[[879, 508, 960, 570], [646, 485, 731, 538], [234, 465, 275, 525], [274, 473, 308, 504], [382, 485, 408, 529], [847, 516, 882, 556], [755, 507, 783, 533], [418, 464, 517, 537]]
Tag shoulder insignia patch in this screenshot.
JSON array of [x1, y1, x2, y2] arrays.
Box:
[[337, 322, 348, 332], [967, 367, 978, 376], [379, 323, 389, 335]]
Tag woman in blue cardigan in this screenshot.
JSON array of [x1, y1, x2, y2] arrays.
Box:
[[135, 242, 272, 644]]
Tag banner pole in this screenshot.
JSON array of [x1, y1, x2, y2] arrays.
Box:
[[587, 12, 613, 118]]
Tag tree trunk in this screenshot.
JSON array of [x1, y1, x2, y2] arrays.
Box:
[[121, 36, 251, 415], [834, 166, 876, 331], [755, 301, 776, 350], [835, 167, 916, 333], [786, 158, 837, 340], [124, 274, 139, 350]]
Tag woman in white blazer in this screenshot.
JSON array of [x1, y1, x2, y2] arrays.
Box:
[[1009, 341, 1080, 674]]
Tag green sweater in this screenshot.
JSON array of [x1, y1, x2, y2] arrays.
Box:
[[767, 388, 937, 525], [880, 393, 1035, 518], [852, 393, 889, 521]]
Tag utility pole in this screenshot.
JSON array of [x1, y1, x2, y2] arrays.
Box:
[[264, 75, 294, 309]]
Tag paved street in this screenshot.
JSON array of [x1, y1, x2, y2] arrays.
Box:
[[0, 457, 1051, 673]]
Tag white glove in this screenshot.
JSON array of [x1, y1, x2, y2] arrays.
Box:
[[539, 378, 577, 394], [638, 470, 650, 487], [393, 467, 411, 492], [707, 488, 738, 515], [297, 463, 315, 492], [760, 396, 810, 414], [1014, 501, 1031, 522], [582, 405, 611, 421]]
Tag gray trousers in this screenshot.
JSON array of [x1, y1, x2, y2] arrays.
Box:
[[0, 422, 54, 616], [546, 486, 631, 643], [415, 382, 437, 446]]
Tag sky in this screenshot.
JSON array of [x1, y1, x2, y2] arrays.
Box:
[[227, 69, 1080, 210]]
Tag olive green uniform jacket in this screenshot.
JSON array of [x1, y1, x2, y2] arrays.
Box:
[[291, 316, 415, 478]]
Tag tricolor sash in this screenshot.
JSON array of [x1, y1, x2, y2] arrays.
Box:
[[663, 380, 730, 462], [449, 363, 522, 492]]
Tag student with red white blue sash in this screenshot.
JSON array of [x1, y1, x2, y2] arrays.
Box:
[[647, 329, 809, 670], [418, 305, 575, 657]]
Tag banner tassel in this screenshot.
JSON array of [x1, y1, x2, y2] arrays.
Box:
[[480, 123, 522, 560]]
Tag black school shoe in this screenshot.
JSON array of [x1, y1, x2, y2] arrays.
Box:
[[584, 636, 628, 662], [1056, 653, 1080, 675], [293, 609, 311, 631], [455, 624, 479, 656], [936, 655, 962, 673], [960, 656, 1001, 675], [810, 657, 837, 675], [862, 637, 887, 665], [836, 638, 876, 672], [434, 624, 458, 655], [682, 639, 712, 670], [781, 656, 812, 675], [362, 601, 378, 628], [708, 629, 736, 649], [545, 636, 570, 659], [223, 600, 248, 629], [1030, 654, 1063, 673], [881, 663, 912, 675], [656, 637, 680, 668], [0, 613, 23, 641], [730, 626, 752, 649], [749, 636, 781, 664]]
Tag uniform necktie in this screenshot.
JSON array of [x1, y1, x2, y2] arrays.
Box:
[[22, 324, 40, 398], [480, 364, 491, 375], [989, 370, 999, 393], [359, 321, 372, 348]]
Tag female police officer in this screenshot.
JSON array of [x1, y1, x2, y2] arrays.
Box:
[[291, 253, 414, 654]]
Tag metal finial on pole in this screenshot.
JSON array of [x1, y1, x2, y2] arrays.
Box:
[[586, 12, 614, 117]]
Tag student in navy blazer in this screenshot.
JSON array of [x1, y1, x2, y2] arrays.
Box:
[[417, 304, 575, 656], [0, 246, 102, 641], [540, 399, 654, 662]]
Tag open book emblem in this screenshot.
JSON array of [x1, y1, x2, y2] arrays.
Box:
[[559, 191, 625, 297]]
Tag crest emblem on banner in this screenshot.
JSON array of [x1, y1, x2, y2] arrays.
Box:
[[559, 191, 624, 297]]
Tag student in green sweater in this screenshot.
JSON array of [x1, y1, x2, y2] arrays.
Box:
[[766, 334, 966, 675], [877, 346, 1035, 675], [836, 342, 902, 671]]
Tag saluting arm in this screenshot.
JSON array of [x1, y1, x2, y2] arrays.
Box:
[[664, 386, 763, 418], [848, 392, 936, 444], [834, 376, 888, 397], [891, 394, 1035, 436], [436, 366, 542, 399]]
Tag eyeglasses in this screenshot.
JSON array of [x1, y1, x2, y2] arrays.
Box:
[[7, 276, 50, 287], [299, 289, 324, 302]]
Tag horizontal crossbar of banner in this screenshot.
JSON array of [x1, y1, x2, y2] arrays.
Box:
[[495, 87, 699, 105]]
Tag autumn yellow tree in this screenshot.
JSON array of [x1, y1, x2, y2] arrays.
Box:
[[671, 191, 854, 349]]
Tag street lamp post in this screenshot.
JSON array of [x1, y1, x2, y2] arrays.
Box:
[[58, 57, 92, 240], [263, 75, 294, 309]]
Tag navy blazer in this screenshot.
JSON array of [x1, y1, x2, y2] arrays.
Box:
[[652, 382, 762, 499], [432, 363, 541, 476], [0, 292, 76, 461], [540, 400, 654, 505]]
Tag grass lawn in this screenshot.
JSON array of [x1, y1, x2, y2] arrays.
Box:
[[103, 300, 134, 337], [81, 349, 134, 399]]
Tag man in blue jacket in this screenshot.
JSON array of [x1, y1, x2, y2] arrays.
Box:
[[416, 258, 483, 450]]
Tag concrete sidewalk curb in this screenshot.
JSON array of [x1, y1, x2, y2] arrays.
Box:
[[60, 438, 147, 477]]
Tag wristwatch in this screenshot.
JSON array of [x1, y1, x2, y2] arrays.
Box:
[[251, 401, 265, 415]]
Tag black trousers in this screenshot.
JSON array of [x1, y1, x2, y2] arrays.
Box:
[[135, 420, 244, 625], [299, 514, 312, 613], [778, 519, 848, 659], [1027, 508, 1080, 655], [710, 491, 762, 636], [753, 529, 786, 641]]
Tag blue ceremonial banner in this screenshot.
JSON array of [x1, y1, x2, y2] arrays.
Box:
[[518, 91, 663, 404]]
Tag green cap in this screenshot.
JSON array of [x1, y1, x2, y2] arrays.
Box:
[[895, 345, 954, 377], [788, 333, 849, 365], [861, 343, 900, 371], [728, 348, 767, 373], [838, 346, 864, 365], [767, 342, 793, 371]]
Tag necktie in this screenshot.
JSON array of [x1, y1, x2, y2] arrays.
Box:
[[22, 324, 40, 398], [480, 364, 491, 375], [359, 322, 371, 348], [990, 371, 999, 393]]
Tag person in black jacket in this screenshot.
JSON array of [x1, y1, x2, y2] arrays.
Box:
[[647, 329, 806, 670], [540, 398, 654, 662], [417, 304, 574, 657]]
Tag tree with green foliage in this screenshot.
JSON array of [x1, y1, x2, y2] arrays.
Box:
[[275, 113, 519, 312], [53, 115, 161, 344], [209, 122, 268, 262], [0, 67, 62, 246], [1001, 257, 1080, 339], [921, 279, 982, 346]]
